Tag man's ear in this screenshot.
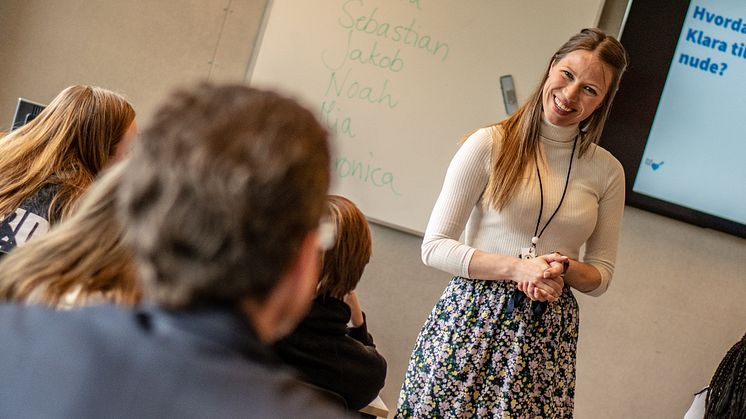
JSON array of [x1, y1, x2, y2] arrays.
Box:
[[246, 233, 319, 344], [281, 233, 320, 304]]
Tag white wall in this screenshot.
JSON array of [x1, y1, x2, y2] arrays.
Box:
[[0, 0, 266, 128]]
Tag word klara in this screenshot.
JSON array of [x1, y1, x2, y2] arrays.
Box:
[[320, 100, 355, 138], [692, 5, 746, 34], [685, 29, 746, 61], [335, 155, 401, 195], [339, 0, 449, 62], [322, 29, 405, 73], [678, 53, 728, 76], [686, 29, 727, 52], [325, 68, 399, 108]]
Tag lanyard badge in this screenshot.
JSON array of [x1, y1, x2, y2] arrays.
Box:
[[519, 138, 577, 260], [519, 237, 538, 259]]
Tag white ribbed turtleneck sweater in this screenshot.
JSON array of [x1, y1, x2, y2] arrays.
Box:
[[421, 120, 625, 296]]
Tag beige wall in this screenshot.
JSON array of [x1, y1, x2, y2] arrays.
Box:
[[598, 0, 631, 37], [0, 0, 267, 129], [2, 1, 746, 418]]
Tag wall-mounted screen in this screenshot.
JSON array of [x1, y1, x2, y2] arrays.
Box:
[[11, 98, 45, 131], [601, 0, 746, 238]]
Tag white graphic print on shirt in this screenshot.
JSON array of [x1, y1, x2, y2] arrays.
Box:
[[0, 208, 50, 253]]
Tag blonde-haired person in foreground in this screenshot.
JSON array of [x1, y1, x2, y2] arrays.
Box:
[[0, 162, 139, 308], [275, 195, 387, 411], [0, 85, 136, 257]]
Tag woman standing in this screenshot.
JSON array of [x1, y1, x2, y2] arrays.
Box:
[[396, 28, 628, 417], [0, 85, 136, 256]]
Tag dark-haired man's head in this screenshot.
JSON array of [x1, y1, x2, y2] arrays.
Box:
[[118, 83, 330, 343]]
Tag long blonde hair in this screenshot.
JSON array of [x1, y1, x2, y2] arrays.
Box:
[[484, 28, 628, 210], [0, 162, 140, 308], [0, 85, 135, 222]]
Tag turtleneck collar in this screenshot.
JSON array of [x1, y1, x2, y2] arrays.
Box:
[[540, 118, 579, 144]]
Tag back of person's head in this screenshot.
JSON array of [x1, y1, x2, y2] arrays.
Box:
[[705, 333, 746, 419], [118, 83, 330, 311], [0, 162, 139, 307], [0, 85, 136, 221], [316, 195, 372, 299]]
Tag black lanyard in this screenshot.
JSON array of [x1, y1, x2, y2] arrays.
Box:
[[531, 137, 577, 249]]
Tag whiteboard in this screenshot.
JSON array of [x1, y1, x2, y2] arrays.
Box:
[[248, 0, 604, 235]]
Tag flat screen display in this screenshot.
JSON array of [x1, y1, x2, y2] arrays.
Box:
[[600, 0, 746, 238], [11, 98, 45, 131]]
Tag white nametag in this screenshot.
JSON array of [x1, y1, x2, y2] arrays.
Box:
[[519, 246, 536, 259]]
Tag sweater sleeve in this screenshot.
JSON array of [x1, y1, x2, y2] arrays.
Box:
[[582, 152, 625, 297], [348, 313, 375, 347], [421, 128, 492, 277]]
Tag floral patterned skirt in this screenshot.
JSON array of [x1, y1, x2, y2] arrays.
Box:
[[395, 277, 579, 418]]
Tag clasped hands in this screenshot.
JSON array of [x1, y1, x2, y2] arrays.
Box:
[[514, 252, 568, 302]]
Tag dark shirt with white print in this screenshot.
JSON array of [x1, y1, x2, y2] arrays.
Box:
[[0, 183, 59, 256]]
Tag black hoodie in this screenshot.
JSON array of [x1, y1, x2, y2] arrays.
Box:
[[274, 295, 387, 410]]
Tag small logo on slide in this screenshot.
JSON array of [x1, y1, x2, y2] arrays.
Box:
[[644, 158, 664, 171]]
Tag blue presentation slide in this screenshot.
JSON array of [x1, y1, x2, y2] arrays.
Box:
[[633, 0, 746, 225]]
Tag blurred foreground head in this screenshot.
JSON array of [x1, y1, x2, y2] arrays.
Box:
[[118, 83, 330, 342]]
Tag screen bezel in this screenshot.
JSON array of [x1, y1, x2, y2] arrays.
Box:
[[599, 0, 746, 238], [11, 98, 46, 131]]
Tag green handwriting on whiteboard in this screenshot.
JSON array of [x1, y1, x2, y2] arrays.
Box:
[[322, 29, 405, 73], [325, 68, 399, 108], [320, 100, 355, 138], [338, 0, 449, 61], [402, 0, 422, 10], [334, 155, 401, 196]]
